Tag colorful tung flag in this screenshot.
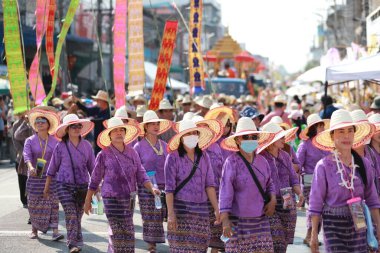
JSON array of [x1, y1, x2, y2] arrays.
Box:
[[149, 20, 178, 110]]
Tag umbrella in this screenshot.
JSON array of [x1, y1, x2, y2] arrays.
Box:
[[203, 51, 217, 62], [234, 51, 255, 62], [286, 85, 318, 97]]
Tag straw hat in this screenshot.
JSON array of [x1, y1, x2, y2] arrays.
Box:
[[103, 107, 138, 128], [167, 119, 214, 152], [139, 110, 172, 136], [158, 99, 174, 110], [313, 109, 374, 151], [299, 113, 330, 140], [368, 114, 380, 132], [270, 116, 291, 130], [136, 105, 148, 117], [176, 95, 184, 103], [274, 94, 287, 104], [33, 105, 57, 112], [222, 117, 274, 152], [55, 114, 94, 139], [196, 96, 213, 109], [133, 94, 147, 104], [97, 117, 140, 148], [257, 122, 299, 154], [205, 106, 237, 125], [51, 98, 64, 107], [28, 109, 60, 135], [91, 90, 109, 103], [182, 96, 191, 104]]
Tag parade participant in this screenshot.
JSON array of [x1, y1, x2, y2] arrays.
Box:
[[309, 109, 380, 253], [370, 95, 380, 115], [132, 94, 147, 111], [136, 105, 148, 123], [177, 95, 191, 121], [319, 95, 338, 119], [23, 109, 62, 240], [44, 114, 95, 253], [239, 106, 264, 130], [257, 122, 304, 253], [165, 119, 219, 252], [84, 117, 159, 253], [133, 110, 171, 252], [261, 95, 291, 126], [219, 117, 276, 252], [297, 114, 330, 246], [368, 114, 380, 182], [195, 96, 213, 117], [157, 99, 176, 143]]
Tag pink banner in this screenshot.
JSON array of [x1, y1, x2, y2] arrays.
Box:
[[46, 0, 56, 77], [113, 0, 127, 109], [29, 0, 48, 105]]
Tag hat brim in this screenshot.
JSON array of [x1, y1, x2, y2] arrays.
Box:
[[312, 122, 375, 151], [204, 106, 237, 124], [257, 127, 299, 154], [28, 109, 60, 135], [103, 117, 138, 128], [139, 119, 172, 136], [167, 126, 214, 152], [222, 130, 275, 152], [55, 119, 94, 139], [174, 119, 224, 142], [299, 119, 330, 141], [97, 124, 140, 149], [91, 96, 109, 103]]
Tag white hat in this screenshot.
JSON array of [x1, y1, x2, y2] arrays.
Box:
[[55, 114, 94, 139], [97, 117, 140, 148], [270, 116, 291, 130], [368, 114, 380, 132], [103, 107, 138, 127], [222, 117, 274, 152], [133, 94, 147, 103], [167, 119, 214, 152], [313, 109, 375, 151], [182, 96, 191, 104], [28, 109, 60, 135], [351, 109, 369, 123], [299, 113, 330, 140], [91, 90, 109, 103], [274, 94, 287, 104], [136, 105, 148, 117], [196, 96, 213, 109], [139, 110, 172, 136], [176, 95, 184, 102], [245, 95, 256, 103], [158, 99, 174, 110], [257, 122, 298, 154]]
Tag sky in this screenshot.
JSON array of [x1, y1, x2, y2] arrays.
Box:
[[218, 0, 329, 73]]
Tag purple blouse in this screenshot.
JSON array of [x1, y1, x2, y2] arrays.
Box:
[[219, 153, 275, 217], [205, 142, 224, 190], [289, 147, 301, 166], [297, 139, 330, 175], [261, 150, 300, 197], [89, 144, 150, 198], [23, 134, 59, 177], [47, 140, 95, 185], [217, 136, 234, 162], [164, 151, 215, 203], [133, 138, 167, 185], [309, 154, 380, 216]]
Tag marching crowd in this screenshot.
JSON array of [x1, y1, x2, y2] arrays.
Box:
[[6, 90, 380, 253]]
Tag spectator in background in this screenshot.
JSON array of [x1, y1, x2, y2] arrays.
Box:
[[157, 99, 176, 143], [319, 95, 338, 119], [370, 95, 380, 115], [224, 62, 236, 78], [261, 95, 291, 126]]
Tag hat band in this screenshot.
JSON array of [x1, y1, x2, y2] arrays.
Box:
[[330, 121, 354, 129], [235, 129, 259, 135]]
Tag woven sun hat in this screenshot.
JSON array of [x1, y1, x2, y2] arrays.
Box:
[[174, 115, 223, 142], [33, 105, 57, 112], [97, 117, 140, 149], [167, 119, 214, 152], [205, 106, 237, 125], [91, 90, 109, 103], [136, 105, 148, 117], [274, 94, 287, 104], [240, 106, 264, 121], [51, 98, 64, 107], [257, 122, 299, 154], [222, 117, 275, 152], [350, 109, 377, 137], [313, 109, 374, 151], [158, 99, 174, 110], [270, 116, 291, 130], [196, 96, 213, 109], [55, 114, 94, 139], [299, 113, 330, 140], [28, 108, 60, 135], [103, 107, 138, 128], [139, 110, 172, 136], [368, 114, 380, 133]]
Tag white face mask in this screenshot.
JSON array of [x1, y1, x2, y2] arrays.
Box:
[[183, 135, 199, 149]]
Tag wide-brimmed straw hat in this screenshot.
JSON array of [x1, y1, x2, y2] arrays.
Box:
[[28, 109, 60, 135], [174, 115, 223, 142], [103, 107, 138, 128], [299, 113, 330, 140], [55, 114, 94, 139], [91, 90, 109, 103], [270, 116, 291, 130], [196, 96, 213, 109], [368, 114, 380, 133], [205, 106, 237, 125], [257, 122, 299, 154], [139, 110, 172, 136], [313, 109, 374, 151], [182, 96, 191, 104], [350, 110, 376, 139], [136, 105, 148, 117], [222, 117, 275, 152], [97, 117, 140, 148], [158, 99, 174, 110], [167, 119, 214, 152]]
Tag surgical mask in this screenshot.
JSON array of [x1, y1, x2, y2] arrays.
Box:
[[183, 135, 199, 149], [241, 140, 259, 153]]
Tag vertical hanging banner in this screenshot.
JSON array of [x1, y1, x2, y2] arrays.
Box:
[[43, 0, 80, 104], [46, 0, 56, 77], [188, 0, 205, 92], [29, 0, 48, 105], [3, 0, 28, 113], [113, 0, 127, 109], [128, 0, 145, 97], [149, 20, 178, 110]]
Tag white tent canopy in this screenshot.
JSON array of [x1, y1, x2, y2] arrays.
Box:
[[296, 66, 326, 83]]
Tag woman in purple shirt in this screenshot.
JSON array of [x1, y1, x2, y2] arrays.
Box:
[[133, 110, 171, 252], [368, 114, 380, 192], [44, 114, 95, 253], [258, 122, 304, 253], [310, 109, 380, 253], [24, 109, 61, 240], [165, 119, 220, 252], [297, 113, 330, 245], [84, 117, 159, 253]]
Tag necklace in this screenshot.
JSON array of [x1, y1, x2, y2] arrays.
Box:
[[333, 150, 357, 192], [145, 137, 163, 156]]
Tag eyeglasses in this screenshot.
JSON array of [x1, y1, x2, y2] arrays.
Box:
[[35, 118, 48, 124], [69, 124, 83, 130], [242, 135, 258, 140]]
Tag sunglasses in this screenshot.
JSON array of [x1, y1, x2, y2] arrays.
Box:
[[35, 118, 48, 124], [69, 124, 83, 130], [242, 135, 258, 140]]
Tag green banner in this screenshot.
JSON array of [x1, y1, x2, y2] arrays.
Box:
[[3, 0, 28, 113], [43, 0, 80, 104]]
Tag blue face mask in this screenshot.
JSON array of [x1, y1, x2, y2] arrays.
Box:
[[240, 140, 259, 153]]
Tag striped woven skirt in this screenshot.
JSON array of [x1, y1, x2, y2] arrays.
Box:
[[103, 197, 135, 253], [56, 182, 87, 249], [208, 189, 224, 250], [167, 200, 210, 252], [225, 216, 274, 253], [26, 176, 59, 233], [322, 205, 367, 253], [138, 185, 166, 244]]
